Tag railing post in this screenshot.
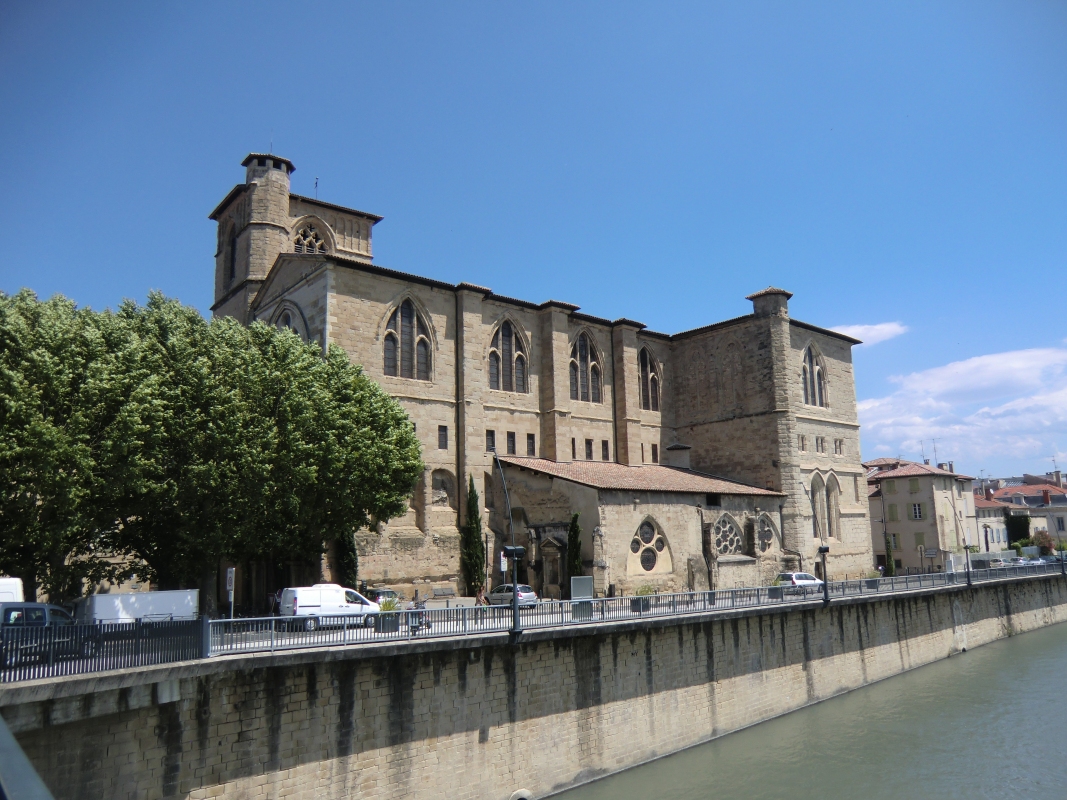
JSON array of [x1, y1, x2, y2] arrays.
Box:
[[199, 615, 211, 659], [270, 618, 275, 654]]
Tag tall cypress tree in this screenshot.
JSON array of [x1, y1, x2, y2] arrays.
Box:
[[883, 534, 895, 577], [461, 475, 486, 595]]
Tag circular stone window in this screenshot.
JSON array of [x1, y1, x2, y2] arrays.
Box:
[[714, 517, 744, 555], [630, 522, 668, 572]]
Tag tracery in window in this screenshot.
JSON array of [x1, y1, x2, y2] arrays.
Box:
[[631, 522, 668, 572], [713, 516, 744, 555], [639, 348, 660, 411], [293, 223, 327, 254], [488, 321, 528, 392], [569, 332, 602, 403], [802, 346, 827, 407], [383, 299, 432, 381]]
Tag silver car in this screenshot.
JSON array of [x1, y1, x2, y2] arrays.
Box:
[[487, 584, 539, 606]]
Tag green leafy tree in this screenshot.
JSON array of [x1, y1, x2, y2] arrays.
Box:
[[335, 532, 359, 589], [460, 475, 486, 594], [0, 291, 153, 600], [567, 512, 583, 595], [114, 294, 421, 612]]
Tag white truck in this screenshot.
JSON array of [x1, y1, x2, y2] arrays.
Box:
[[74, 589, 199, 623], [0, 577, 24, 603], [279, 584, 379, 630]]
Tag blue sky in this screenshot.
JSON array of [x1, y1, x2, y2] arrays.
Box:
[[1, 2, 1064, 478]]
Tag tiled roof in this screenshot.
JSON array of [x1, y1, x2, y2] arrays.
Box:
[[867, 484, 882, 497], [864, 458, 974, 481], [498, 457, 783, 496], [745, 287, 793, 300], [992, 483, 1067, 499], [975, 497, 1012, 509]]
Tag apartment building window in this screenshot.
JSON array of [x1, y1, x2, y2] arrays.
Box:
[[585, 439, 594, 460], [885, 480, 896, 494], [438, 425, 448, 450], [527, 433, 536, 457], [890, 533, 899, 550], [833, 439, 844, 455], [507, 431, 516, 455], [956, 482, 963, 498], [602, 440, 610, 461], [651, 444, 659, 464], [887, 504, 898, 522], [912, 503, 923, 520], [486, 430, 496, 452], [798, 435, 806, 452], [815, 436, 826, 453], [909, 478, 920, 493], [572, 438, 577, 459]]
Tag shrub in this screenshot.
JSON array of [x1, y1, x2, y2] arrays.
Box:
[[1033, 531, 1055, 555], [378, 597, 401, 612], [636, 584, 656, 596]]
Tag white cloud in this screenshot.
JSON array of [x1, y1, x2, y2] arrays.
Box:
[[858, 348, 1067, 475], [831, 322, 908, 346]]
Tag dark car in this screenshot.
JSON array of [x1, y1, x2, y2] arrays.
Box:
[[0, 602, 98, 667]]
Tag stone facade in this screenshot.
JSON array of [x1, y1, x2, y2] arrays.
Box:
[[210, 154, 873, 596], [6, 576, 1067, 800]]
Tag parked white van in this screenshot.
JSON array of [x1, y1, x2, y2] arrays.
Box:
[[279, 584, 379, 630], [0, 578, 24, 603]]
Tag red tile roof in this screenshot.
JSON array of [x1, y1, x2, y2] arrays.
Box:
[[975, 497, 1012, 509], [498, 457, 783, 496], [992, 484, 1067, 499], [864, 458, 973, 481]]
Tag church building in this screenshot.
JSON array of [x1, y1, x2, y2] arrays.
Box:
[[210, 153, 873, 598]]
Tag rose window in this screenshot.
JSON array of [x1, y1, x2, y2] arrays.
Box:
[[631, 522, 667, 572], [714, 517, 744, 555], [758, 517, 775, 552]]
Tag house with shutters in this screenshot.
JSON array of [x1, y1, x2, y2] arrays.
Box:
[[866, 458, 978, 572]]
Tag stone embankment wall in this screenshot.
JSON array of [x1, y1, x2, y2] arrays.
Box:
[[3, 575, 1067, 800]]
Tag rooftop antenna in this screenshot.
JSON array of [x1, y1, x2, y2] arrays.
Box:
[[315, 177, 319, 199], [931, 438, 941, 464], [920, 440, 926, 462]]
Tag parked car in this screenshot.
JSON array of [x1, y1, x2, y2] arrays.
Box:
[[365, 587, 401, 606], [1028, 558, 1047, 565], [0, 603, 98, 667], [487, 584, 539, 607], [278, 585, 379, 630], [987, 559, 1007, 568], [775, 572, 824, 591], [1009, 557, 1028, 567]]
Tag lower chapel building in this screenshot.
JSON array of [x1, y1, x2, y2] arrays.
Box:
[[211, 153, 874, 599]]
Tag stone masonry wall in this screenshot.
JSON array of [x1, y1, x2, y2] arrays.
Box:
[[5, 575, 1067, 800]]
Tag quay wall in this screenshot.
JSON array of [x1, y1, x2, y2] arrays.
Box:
[[3, 575, 1067, 800]]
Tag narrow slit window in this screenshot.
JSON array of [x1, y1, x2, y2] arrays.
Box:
[[507, 431, 516, 455], [438, 425, 448, 450], [527, 433, 536, 456]]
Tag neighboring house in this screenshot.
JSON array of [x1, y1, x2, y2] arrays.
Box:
[[974, 496, 1013, 551], [209, 152, 874, 599], [866, 458, 977, 572], [984, 483, 1067, 545]]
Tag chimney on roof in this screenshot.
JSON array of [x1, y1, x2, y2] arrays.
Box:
[[1043, 489, 1052, 505], [937, 462, 948, 471], [1055, 470, 1063, 488], [924, 459, 930, 465], [948, 461, 954, 473], [985, 488, 993, 501], [745, 287, 792, 318]]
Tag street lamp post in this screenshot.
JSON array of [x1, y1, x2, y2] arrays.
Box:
[[964, 544, 972, 586], [493, 451, 523, 638], [818, 545, 830, 606]]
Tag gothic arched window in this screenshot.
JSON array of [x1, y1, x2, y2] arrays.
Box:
[[488, 321, 528, 392], [639, 348, 660, 411], [383, 300, 432, 381], [630, 521, 668, 572], [569, 332, 602, 403], [802, 347, 827, 407], [293, 223, 327, 254]]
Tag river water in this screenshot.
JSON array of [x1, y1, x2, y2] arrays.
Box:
[[557, 622, 1067, 800]]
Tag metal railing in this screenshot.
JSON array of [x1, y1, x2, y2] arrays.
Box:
[[3, 562, 1063, 682], [0, 619, 202, 684]]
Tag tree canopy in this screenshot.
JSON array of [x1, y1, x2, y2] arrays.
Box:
[[0, 290, 422, 604]]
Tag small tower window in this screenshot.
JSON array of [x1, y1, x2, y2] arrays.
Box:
[[383, 299, 432, 381], [294, 224, 327, 254], [803, 347, 828, 407], [227, 231, 238, 284]]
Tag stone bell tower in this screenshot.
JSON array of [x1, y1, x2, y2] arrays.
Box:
[[209, 153, 295, 323]]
